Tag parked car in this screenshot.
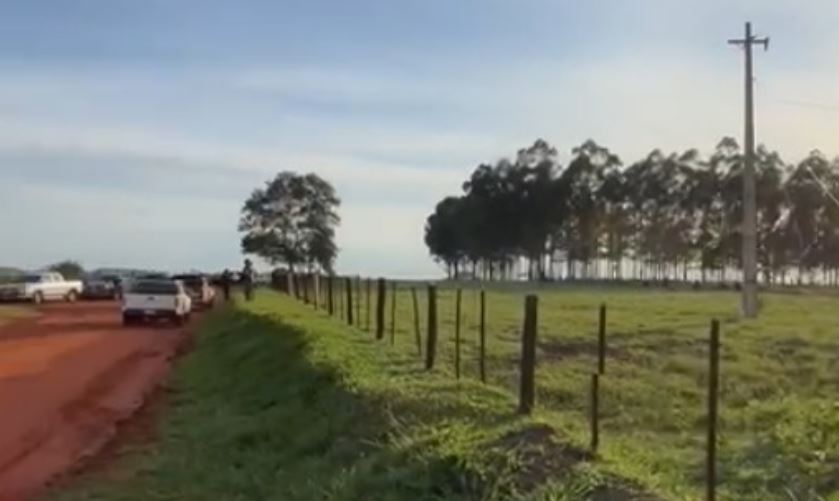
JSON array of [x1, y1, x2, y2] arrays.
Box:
[[172, 274, 216, 309], [122, 278, 192, 326], [0, 272, 83, 304], [81, 274, 122, 300]]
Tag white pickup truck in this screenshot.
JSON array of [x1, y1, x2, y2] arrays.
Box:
[[0, 272, 84, 304], [122, 278, 192, 326]]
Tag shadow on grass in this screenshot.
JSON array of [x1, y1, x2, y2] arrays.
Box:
[[56, 302, 664, 501]]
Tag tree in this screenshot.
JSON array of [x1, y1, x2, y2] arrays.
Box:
[[49, 260, 85, 279], [560, 140, 621, 279], [239, 172, 340, 274], [424, 197, 467, 278]]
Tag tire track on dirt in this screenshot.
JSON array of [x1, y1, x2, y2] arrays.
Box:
[[0, 302, 187, 501]]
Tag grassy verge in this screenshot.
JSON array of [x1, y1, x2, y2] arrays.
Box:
[[55, 291, 651, 501]]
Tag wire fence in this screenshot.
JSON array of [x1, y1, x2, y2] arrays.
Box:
[[278, 272, 755, 501]]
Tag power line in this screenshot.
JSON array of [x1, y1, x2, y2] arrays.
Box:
[[772, 98, 839, 112], [804, 164, 839, 210]]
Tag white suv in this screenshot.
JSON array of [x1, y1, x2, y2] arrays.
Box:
[[122, 279, 192, 326]]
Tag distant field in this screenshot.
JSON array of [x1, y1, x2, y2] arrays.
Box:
[[342, 282, 839, 501]]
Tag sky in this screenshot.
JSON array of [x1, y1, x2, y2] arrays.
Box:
[[1, 0, 838, 278]]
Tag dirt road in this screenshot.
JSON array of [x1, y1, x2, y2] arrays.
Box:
[[0, 302, 187, 500]]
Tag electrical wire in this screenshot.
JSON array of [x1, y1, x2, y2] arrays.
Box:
[[804, 164, 839, 210], [771, 98, 839, 113]]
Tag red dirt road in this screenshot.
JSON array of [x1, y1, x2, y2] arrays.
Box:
[[0, 302, 186, 501]]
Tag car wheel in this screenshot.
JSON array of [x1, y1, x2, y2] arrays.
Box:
[[32, 291, 44, 305], [173, 314, 185, 327], [66, 290, 78, 303], [122, 314, 133, 326]]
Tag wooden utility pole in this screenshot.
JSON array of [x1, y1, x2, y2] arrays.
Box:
[[728, 21, 768, 318]]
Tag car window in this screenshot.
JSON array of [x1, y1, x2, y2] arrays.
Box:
[[130, 280, 178, 295], [173, 275, 203, 288]]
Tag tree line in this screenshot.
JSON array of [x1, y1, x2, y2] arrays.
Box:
[[424, 138, 839, 285]]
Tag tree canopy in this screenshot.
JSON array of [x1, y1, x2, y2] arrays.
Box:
[[425, 138, 839, 285], [239, 172, 341, 274], [49, 260, 85, 280]]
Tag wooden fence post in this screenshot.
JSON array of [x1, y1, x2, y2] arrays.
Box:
[[425, 285, 438, 370], [454, 288, 462, 379], [411, 287, 421, 357], [376, 278, 386, 340], [591, 373, 600, 453], [355, 276, 361, 326], [479, 289, 486, 383], [518, 295, 538, 415], [345, 277, 353, 326], [366, 278, 372, 332], [327, 275, 334, 315], [598, 304, 606, 375], [390, 281, 397, 345], [706, 319, 720, 501]]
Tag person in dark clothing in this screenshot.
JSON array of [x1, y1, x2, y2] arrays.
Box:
[[242, 259, 254, 301], [220, 268, 232, 302]]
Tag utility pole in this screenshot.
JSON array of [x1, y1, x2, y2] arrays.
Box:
[[728, 22, 768, 318]]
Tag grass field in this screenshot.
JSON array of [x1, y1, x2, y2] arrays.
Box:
[[337, 282, 838, 501], [56, 292, 654, 501], [54, 285, 838, 500]]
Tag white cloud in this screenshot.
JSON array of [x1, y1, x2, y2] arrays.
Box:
[[2, 22, 839, 274]]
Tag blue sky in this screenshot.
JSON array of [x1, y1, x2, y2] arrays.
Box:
[[1, 1, 838, 277]]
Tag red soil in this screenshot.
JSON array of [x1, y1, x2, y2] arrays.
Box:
[[0, 302, 186, 501]]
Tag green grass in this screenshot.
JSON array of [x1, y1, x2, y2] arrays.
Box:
[[55, 292, 648, 501], [54, 284, 839, 501], [335, 281, 839, 501]]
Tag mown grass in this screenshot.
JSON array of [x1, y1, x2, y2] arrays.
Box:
[[55, 291, 650, 501], [335, 281, 839, 501]]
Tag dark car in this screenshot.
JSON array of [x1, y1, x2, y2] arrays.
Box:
[[81, 274, 122, 300], [172, 274, 216, 309]]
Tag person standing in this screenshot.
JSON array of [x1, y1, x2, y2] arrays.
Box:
[[242, 259, 254, 301], [220, 268, 232, 302]]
